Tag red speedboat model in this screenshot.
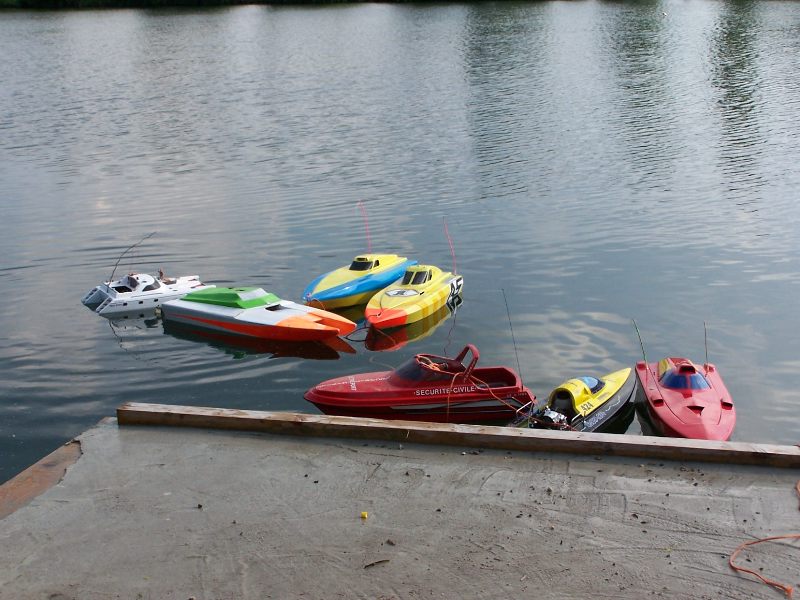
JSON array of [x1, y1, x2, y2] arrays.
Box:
[[304, 344, 535, 423], [634, 357, 736, 441]]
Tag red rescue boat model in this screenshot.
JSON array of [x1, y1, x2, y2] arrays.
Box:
[[634, 357, 736, 441], [304, 344, 535, 423]]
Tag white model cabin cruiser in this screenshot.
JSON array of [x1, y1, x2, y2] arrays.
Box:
[[81, 272, 215, 316]]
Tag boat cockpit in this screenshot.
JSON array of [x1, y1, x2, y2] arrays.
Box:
[[391, 354, 466, 384], [111, 274, 161, 294], [659, 370, 710, 390], [402, 269, 432, 286], [350, 257, 378, 271], [658, 360, 710, 390]]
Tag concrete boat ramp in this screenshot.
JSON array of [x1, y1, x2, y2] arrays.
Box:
[[1, 403, 798, 600]]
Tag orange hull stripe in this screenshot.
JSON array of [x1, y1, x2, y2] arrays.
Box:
[[176, 314, 340, 341]]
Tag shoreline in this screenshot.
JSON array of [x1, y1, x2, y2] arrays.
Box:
[[1, 407, 797, 598], [2, 0, 410, 9]]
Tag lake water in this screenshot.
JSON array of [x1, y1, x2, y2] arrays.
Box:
[[2, 0, 799, 482]]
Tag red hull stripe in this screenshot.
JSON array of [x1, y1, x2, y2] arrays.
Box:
[[174, 314, 340, 341], [311, 405, 517, 423]]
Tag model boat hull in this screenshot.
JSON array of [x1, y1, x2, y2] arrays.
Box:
[[634, 358, 735, 441], [82, 273, 214, 316], [512, 367, 637, 433], [308, 396, 529, 423], [161, 290, 356, 342], [305, 345, 534, 423]]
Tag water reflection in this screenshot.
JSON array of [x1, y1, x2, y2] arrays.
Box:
[[106, 310, 161, 329], [710, 0, 767, 203], [604, 2, 679, 189], [162, 320, 354, 360], [365, 303, 458, 352]]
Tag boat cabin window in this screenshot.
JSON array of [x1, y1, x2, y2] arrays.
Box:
[[391, 356, 464, 383], [578, 376, 605, 394], [112, 285, 133, 293], [402, 270, 429, 285], [142, 280, 161, 292], [349, 260, 374, 271], [660, 370, 711, 390]]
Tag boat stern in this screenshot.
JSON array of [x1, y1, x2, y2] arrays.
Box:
[[81, 285, 115, 312], [287, 308, 357, 339]]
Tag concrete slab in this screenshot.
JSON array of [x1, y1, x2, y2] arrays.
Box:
[[1, 419, 798, 600]]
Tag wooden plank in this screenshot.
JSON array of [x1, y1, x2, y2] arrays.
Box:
[[116, 402, 800, 468], [0, 440, 82, 520]]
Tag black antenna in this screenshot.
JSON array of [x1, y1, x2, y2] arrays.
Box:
[[443, 217, 457, 275], [632, 318, 648, 363], [633, 319, 662, 394], [704, 321, 709, 371], [107, 232, 156, 288], [501, 289, 523, 383]]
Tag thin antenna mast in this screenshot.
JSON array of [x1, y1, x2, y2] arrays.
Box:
[[443, 218, 457, 275], [107, 231, 156, 289], [704, 321, 709, 371], [633, 319, 661, 392], [632, 318, 648, 364], [502, 289, 523, 383]]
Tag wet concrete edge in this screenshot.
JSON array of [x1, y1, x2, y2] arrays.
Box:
[[0, 427, 89, 520]]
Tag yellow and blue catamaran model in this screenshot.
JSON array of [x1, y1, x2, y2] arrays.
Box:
[[303, 254, 417, 310]]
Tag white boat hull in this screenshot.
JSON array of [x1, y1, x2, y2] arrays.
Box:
[[81, 273, 214, 316]]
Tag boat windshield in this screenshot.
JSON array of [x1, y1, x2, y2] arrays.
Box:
[[391, 356, 464, 383], [349, 260, 374, 271], [402, 270, 429, 285], [660, 371, 711, 390], [578, 376, 605, 394], [143, 280, 161, 292]]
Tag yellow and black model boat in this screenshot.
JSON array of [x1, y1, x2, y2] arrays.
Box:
[[512, 367, 637, 433]]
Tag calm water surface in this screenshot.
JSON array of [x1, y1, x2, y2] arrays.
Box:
[[2, 1, 800, 481]]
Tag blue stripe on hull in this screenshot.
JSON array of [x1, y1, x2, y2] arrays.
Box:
[[303, 260, 417, 303]]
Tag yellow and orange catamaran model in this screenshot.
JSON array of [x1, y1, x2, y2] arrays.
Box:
[[365, 264, 463, 329]]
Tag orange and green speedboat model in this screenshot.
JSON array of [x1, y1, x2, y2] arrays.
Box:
[[161, 287, 357, 342], [365, 264, 463, 329], [303, 254, 417, 310]]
